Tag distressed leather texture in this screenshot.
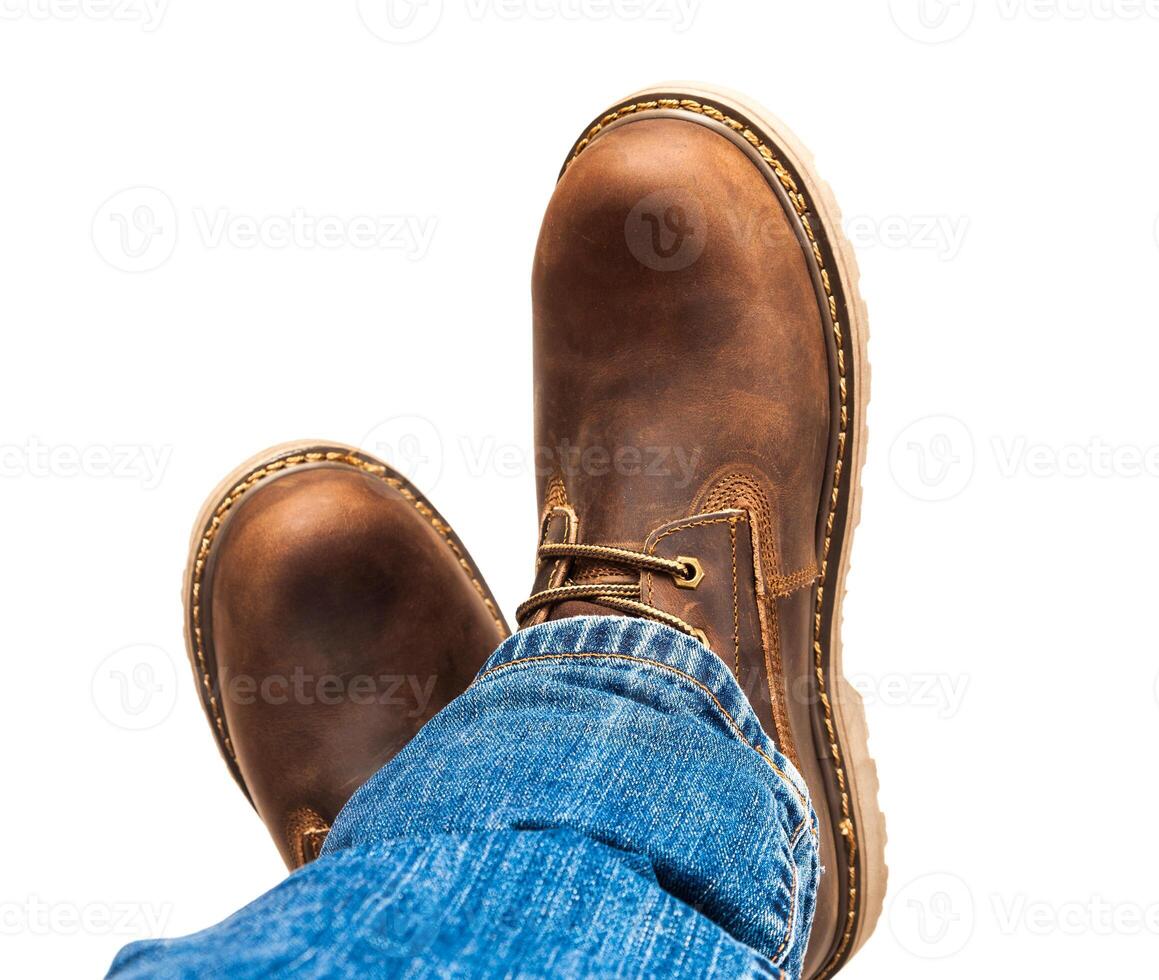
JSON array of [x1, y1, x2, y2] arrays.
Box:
[[193, 461, 506, 869]]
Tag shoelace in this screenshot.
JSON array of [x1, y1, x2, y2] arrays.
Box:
[[516, 542, 707, 642]]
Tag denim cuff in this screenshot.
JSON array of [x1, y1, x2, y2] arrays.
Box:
[[475, 615, 812, 806]]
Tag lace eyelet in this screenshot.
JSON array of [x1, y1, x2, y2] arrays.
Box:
[[673, 556, 705, 590]]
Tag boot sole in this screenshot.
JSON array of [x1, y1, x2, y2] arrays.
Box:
[[563, 85, 886, 979]]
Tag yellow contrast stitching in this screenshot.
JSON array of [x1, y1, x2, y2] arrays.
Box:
[[729, 517, 740, 678], [190, 450, 508, 763], [567, 98, 856, 977], [645, 515, 737, 606], [768, 562, 818, 597]]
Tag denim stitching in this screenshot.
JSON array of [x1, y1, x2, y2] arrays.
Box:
[[769, 844, 800, 966], [473, 651, 814, 825]]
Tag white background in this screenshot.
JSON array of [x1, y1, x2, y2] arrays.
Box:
[[2, 0, 1157, 976]]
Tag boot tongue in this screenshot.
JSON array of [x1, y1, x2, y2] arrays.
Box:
[[545, 463, 682, 620], [568, 557, 637, 586], [545, 599, 622, 622], [544, 560, 637, 623], [524, 502, 646, 626]]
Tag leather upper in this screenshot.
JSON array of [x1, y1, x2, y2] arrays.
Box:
[[530, 116, 831, 733], [197, 461, 506, 868]]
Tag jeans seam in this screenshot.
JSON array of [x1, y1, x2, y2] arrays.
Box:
[[788, 816, 811, 851], [473, 652, 814, 828], [769, 846, 800, 967]]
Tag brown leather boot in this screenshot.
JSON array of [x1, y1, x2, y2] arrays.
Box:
[[184, 442, 507, 869], [518, 84, 885, 978]]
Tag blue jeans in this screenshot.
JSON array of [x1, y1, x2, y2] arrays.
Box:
[[109, 617, 820, 979]]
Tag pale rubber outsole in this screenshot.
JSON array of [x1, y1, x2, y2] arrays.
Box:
[[618, 82, 887, 978]]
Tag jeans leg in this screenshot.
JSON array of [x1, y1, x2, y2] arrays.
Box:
[[109, 617, 819, 979]]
